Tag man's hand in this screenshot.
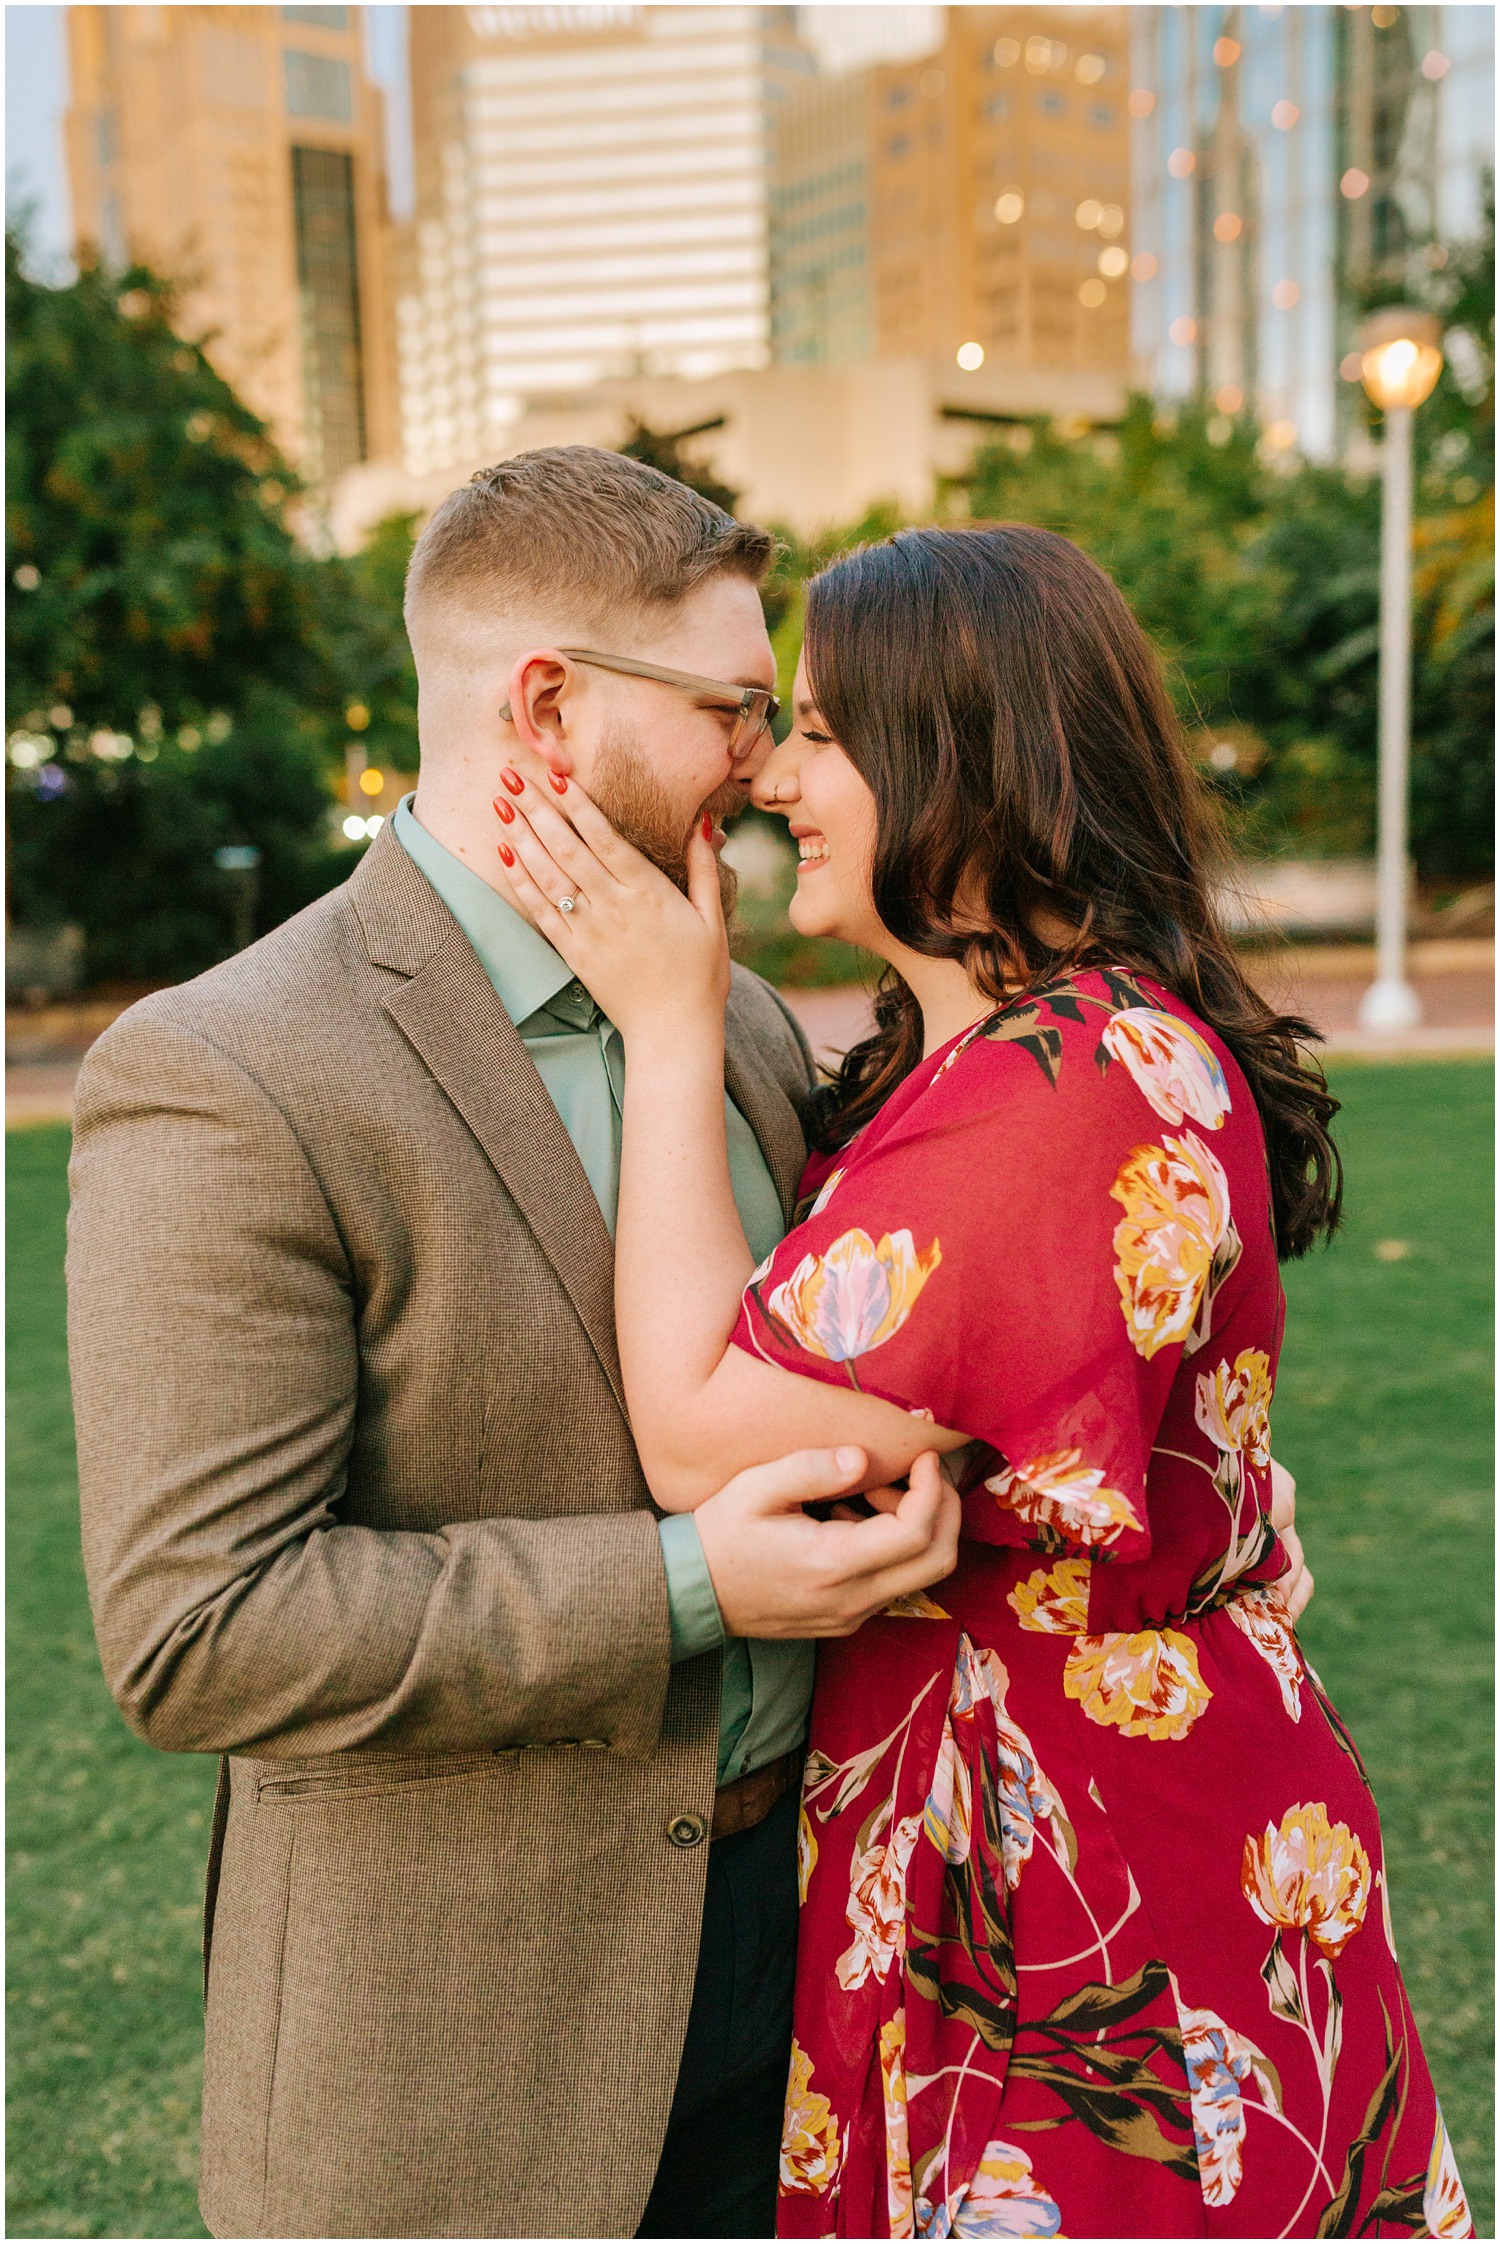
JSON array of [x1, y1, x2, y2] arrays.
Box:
[[1270, 1457, 1314, 1625], [694, 1447, 961, 1639]]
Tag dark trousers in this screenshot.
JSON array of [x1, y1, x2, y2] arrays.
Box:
[[637, 1783, 800, 2240]]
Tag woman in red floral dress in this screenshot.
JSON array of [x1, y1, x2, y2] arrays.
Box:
[[497, 524, 1470, 2240]]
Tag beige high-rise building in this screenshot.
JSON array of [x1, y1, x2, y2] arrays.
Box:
[[772, 6, 1132, 383], [65, 3, 396, 484], [397, 5, 815, 478]]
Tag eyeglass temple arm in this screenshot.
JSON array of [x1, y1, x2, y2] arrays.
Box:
[[561, 649, 772, 708], [500, 649, 778, 721]]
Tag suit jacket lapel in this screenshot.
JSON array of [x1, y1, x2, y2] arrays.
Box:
[[351, 829, 810, 1406], [724, 996, 810, 1225], [383, 939, 625, 1409], [352, 832, 625, 1409]]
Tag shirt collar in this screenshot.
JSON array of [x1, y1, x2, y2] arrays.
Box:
[[392, 794, 576, 1029]]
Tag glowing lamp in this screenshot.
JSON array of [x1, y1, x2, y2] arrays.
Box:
[[1358, 310, 1444, 412]]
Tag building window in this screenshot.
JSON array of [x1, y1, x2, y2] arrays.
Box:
[[284, 49, 352, 121], [291, 145, 366, 480], [1088, 103, 1117, 128], [1037, 91, 1068, 118], [282, 5, 349, 25], [96, 109, 119, 167]]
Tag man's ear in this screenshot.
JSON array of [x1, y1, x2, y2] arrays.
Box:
[[503, 650, 575, 780]]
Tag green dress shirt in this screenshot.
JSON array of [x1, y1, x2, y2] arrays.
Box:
[[394, 798, 815, 1783]]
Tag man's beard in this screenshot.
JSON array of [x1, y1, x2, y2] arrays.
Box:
[[590, 722, 741, 917]]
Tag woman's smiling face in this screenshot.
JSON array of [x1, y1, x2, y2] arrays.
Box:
[[750, 654, 886, 952]]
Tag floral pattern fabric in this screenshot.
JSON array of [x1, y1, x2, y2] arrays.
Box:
[[732, 970, 1468, 2241]]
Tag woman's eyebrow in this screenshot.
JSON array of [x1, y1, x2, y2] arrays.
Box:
[[796, 698, 823, 719]]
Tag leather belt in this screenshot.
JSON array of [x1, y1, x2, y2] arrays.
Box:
[[712, 1748, 801, 1841]]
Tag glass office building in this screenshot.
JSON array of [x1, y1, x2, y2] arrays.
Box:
[[1130, 5, 1494, 458]]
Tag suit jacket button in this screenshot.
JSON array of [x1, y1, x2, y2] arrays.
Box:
[[667, 1813, 708, 1849]]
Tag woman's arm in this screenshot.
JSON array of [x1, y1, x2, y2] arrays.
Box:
[[616, 1008, 968, 1507], [498, 775, 969, 1507]]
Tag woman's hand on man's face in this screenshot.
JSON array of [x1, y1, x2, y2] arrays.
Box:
[[493, 762, 731, 1040]]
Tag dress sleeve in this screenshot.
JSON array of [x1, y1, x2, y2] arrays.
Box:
[[732, 1000, 1244, 1565]]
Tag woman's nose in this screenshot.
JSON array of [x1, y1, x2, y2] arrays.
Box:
[[749, 732, 803, 812]]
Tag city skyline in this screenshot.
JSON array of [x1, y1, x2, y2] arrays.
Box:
[[7, 1, 1494, 517]]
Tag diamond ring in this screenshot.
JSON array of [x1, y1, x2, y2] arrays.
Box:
[[558, 894, 578, 914]]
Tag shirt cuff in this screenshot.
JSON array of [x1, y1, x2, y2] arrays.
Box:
[[658, 1514, 727, 1663]]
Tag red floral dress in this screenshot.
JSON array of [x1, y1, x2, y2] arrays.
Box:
[[731, 970, 1469, 2242]]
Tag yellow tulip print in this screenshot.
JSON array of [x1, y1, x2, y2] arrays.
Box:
[[765, 1226, 942, 1388], [1241, 1802, 1372, 1960], [1110, 1132, 1237, 1361], [1064, 1626, 1213, 1741], [1007, 1557, 1092, 1634], [780, 2039, 842, 2196]]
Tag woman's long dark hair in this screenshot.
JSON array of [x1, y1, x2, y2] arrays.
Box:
[[802, 524, 1341, 1260]]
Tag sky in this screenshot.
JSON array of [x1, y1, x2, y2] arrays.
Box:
[[6, 5, 71, 276]]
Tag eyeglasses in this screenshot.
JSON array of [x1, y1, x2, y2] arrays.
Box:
[[501, 648, 780, 756]]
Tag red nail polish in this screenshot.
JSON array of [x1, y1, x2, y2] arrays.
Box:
[[495, 797, 515, 824], [500, 766, 524, 796], [498, 841, 515, 867], [549, 772, 568, 795], [701, 814, 713, 839]]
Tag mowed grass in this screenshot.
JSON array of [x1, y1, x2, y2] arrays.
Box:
[[1276, 1061, 1494, 2230], [6, 1063, 1494, 2237]]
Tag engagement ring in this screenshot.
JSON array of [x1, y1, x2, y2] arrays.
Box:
[[558, 894, 577, 914]]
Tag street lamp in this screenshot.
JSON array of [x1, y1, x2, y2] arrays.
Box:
[[214, 843, 262, 957], [1356, 308, 1444, 1031]]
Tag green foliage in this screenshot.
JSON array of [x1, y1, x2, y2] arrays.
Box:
[[952, 398, 1285, 729], [7, 1068, 1491, 2231], [5, 241, 323, 728], [760, 502, 905, 706], [617, 416, 741, 517], [3, 234, 376, 985], [950, 384, 1493, 878], [316, 508, 421, 777], [7, 710, 344, 987], [744, 200, 1495, 886]]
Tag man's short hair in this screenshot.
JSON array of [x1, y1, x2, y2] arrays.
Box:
[[404, 445, 774, 641]]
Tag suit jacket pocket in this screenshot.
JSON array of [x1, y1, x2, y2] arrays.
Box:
[[255, 1749, 504, 1804]]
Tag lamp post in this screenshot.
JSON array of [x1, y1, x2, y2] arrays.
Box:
[[1356, 308, 1444, 1032], [214, 843, 262, 957]]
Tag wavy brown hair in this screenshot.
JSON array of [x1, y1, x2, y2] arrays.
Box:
[[802, 524, 1341, 1259]]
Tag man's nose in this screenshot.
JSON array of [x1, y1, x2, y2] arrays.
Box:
[[748, 731, 801, 810], [731, 712, 777, 779]]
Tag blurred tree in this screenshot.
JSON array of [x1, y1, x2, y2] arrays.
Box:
[[316, 508, 421, 777], [617, 417, 740, 517], [5, 232, 356, 983], [949, 342, 1493, 878], [950, 399, 1286, 735]]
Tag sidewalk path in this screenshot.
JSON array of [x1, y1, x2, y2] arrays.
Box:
[[7, 941, 1492, 1127], [779, 940, 1495, 1073]]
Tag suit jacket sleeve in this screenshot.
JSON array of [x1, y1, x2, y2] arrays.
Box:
[[66, 1007, 673, 1761]]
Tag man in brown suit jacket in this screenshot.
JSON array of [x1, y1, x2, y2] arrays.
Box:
[[66, 450, 962, 2239]]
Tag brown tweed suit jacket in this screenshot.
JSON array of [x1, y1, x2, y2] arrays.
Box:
[[65, 824, 815, 2240]]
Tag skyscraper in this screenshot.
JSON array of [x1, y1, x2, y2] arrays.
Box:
[[771, 6, 1133, 386], [64, 3, 396, 484], [397, 5, 815, 479], [1129, 4, 1494, 459]]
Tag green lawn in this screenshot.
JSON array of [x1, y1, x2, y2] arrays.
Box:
[[7, 1064, 1494, 2237]]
